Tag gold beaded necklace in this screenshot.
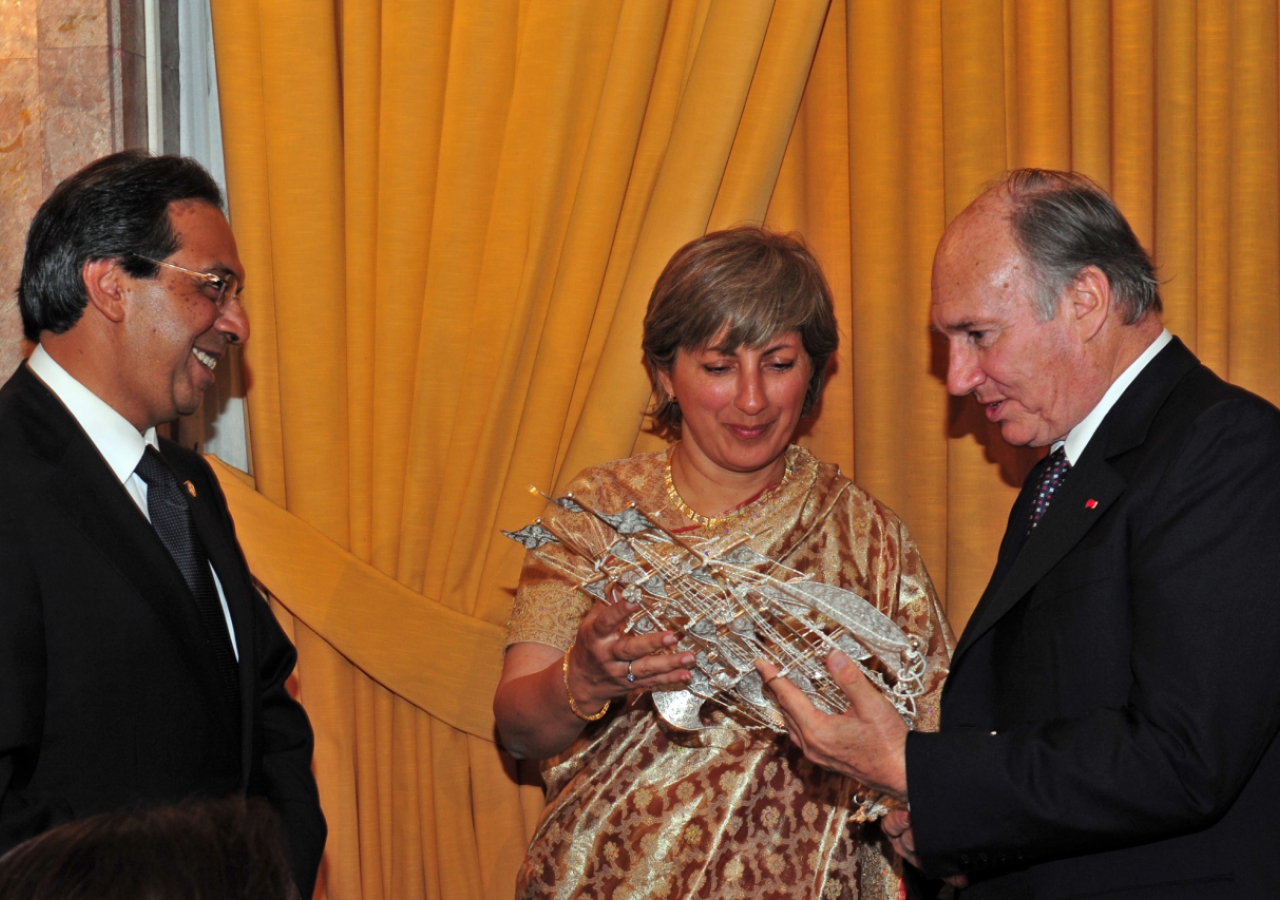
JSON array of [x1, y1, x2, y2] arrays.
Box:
[[664, 446, 794, 530]]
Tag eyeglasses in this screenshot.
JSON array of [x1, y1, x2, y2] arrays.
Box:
[[132, 256, 242, 307]]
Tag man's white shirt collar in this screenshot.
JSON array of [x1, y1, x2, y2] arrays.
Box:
[[1057, 329, 1173, 464], [28, 344, 159, 479]]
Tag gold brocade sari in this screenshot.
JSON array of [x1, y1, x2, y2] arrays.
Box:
[[505, 446, 954, 900]]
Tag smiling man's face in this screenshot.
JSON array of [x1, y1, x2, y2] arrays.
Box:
[[118, 200, 249, 431], [931, 198, 1091, 448]]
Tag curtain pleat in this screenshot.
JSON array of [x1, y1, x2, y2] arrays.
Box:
[[208, 1, 1280, 896], [1154, 1, 1196, 349], [841, 1, 949, 597], [763, 0, 856, 479], [1228, 2, 1280, 394]]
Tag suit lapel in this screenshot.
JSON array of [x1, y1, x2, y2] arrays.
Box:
[[956, 454, 1126, 657], [48, 439, 216, 663], [951, 465, 1041, 663], [951, 337, 1201, 665]]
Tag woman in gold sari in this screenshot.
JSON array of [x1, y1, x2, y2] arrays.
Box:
[[494, 227, 954, 900]]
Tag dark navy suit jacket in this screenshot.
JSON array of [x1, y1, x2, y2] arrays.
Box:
[[907, 339, 1280, 899]]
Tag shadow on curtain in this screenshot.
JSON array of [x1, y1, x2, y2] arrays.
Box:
[[207, 0, 1279, 897]]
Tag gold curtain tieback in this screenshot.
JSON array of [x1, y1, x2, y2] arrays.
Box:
[[563, 647, 610, 722]]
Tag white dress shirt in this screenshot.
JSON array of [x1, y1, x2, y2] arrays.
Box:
[[1058, 329, 1173, 464], [28, 345, 239, 658]]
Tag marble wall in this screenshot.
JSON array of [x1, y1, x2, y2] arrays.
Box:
[[0, 0, 146, 379]]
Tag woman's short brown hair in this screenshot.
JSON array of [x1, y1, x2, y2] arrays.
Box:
[[642, 226, 839, 432]]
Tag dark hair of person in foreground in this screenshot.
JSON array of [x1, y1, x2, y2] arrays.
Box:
[[0, 797, 297, 900]]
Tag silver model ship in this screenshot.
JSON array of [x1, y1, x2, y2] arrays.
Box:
[[505, 492, 928, 739]]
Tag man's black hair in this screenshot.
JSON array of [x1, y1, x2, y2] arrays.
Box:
[[18, 151, 224, 341]]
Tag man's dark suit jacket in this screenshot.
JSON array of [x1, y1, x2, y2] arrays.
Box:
[[906, 338, 1280, 899], [0, 364, 326, 897]]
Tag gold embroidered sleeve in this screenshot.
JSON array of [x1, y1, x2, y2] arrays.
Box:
[[504, 488, 633, 651], [505, 538, 596, 652]]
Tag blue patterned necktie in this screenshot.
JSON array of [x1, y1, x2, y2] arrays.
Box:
[[1027, 446, 1071, 533], [135, 446, 241, 717]]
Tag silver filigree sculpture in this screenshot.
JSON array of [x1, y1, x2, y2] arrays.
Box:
[[505, 492, 928, 739]]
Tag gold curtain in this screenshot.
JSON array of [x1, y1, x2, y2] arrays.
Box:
[[208, 1, 1280, 897]]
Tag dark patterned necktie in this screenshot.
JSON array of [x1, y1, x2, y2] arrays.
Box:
[[1027, 446, 1071, 533], [135, 446, 241, 716]]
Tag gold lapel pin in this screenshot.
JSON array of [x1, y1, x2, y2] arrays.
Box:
[[184, 480, 197, 498]]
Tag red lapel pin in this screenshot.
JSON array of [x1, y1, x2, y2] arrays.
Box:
[[1085, 499, 1098, 509]]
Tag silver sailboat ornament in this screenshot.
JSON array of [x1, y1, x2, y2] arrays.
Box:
[[504, 491, 928, 739]]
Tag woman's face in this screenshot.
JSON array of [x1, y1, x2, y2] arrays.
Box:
[[658, 329, 813, 478]]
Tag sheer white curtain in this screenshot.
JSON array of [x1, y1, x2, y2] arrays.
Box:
[[172, 0, 250, 472]]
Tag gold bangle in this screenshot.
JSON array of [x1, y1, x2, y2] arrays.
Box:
[[563, 647, 610, 722]]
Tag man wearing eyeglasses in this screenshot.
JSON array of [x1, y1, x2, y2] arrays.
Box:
[[0, 151, 326, 897]]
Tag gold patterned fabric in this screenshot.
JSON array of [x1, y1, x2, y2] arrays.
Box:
[[506, 445, 954, 900]]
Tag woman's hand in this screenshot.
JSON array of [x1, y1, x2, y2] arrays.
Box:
[[494, 594, 695, 760], [566, 596, 695, 714]]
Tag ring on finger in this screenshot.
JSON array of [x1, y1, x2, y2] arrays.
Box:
[[627, 659, 636, 683]]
